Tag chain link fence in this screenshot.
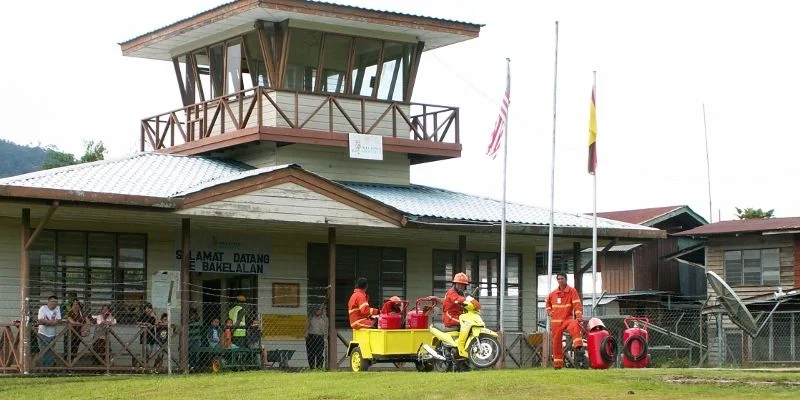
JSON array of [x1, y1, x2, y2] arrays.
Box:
[[706, 309, 800, 367], [11, 295, 331, 374], [7, 287, 800, 373]]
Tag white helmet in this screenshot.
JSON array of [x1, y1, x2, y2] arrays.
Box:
[[587, 317, 606, 332]]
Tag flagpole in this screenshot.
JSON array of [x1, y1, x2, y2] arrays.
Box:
[[546, 21, 559, 367], [703, 103, 712, 223], [591, 71, 598, 318], [499, 58, 510, 336]]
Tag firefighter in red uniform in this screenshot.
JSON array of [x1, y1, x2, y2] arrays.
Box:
[[348, 277, 378, 329], [442, 272, 476, 355], [545, 272, 584, 369]]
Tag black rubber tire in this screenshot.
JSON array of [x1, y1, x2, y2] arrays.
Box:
[[623, 334, 648, 363], [414, 360, 434, 372], [468, 334, 501, 369], [599, 336, 617, 364]]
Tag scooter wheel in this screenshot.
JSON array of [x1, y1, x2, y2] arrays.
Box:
[[468, 335, 500, 369], [414, 361, 434, 372]]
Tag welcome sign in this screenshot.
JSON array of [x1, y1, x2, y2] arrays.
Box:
[[175, 233, 272, 275], [348, 132, 383, 160]]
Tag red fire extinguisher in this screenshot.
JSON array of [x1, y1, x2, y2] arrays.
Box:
[[622, 317, 650, 368], [586, 317, 617, 369]]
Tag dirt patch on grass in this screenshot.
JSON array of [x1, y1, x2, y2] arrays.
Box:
[[663, 376, 800, 387]]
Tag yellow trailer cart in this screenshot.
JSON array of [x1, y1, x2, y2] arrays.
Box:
[[346, 328, 434, 372]]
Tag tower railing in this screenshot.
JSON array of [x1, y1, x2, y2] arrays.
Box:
[[140, 87, 459, 152]]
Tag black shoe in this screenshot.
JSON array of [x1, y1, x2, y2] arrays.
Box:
[[573, 347, 587, 367]]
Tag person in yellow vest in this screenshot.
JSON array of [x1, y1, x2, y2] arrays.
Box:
[[228, 295, 248, 348]]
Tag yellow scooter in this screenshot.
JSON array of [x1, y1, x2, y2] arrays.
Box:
[[418, 296, 501, 371]]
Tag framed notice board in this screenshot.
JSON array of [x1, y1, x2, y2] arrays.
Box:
[[272, 282, 300, 308]]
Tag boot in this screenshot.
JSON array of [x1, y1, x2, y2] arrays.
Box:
[[573, 347, 586, 368]]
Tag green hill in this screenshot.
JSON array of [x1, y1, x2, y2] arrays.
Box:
[[0, 139, 49, 178]]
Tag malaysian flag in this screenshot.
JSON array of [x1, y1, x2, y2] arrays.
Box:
[[486, 63, 510, 159]]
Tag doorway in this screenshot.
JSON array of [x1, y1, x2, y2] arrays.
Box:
[[202, 279, 222, 325]]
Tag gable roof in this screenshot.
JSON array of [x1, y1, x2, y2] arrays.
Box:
[[597, 206, 685, 225], [0, 152, 663, 238], [596, 205, 708, 232], [674, 217, 800, 237]]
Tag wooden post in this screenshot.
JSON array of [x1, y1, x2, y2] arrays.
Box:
[[326, 227, 336, 371], [573, 242, 582, 297], [458, 235, 467, 273], [180, 218, 190, 372], [20, 208, 31, 374]]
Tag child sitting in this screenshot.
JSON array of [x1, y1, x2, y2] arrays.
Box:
[[221, 318, 235, 349]]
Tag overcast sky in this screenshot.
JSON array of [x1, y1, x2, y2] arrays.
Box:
[[1, 0, 797, 222]]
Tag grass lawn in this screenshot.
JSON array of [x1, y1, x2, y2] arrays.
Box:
[[1, 368, 799, 400]]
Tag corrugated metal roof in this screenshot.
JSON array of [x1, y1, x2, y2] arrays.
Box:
[[675, 217, 800, 236], [581, 244, 642, 253], [0, 153, 256, 198], [120, 0, 482, 46], [596, 206, 685, 225], [306, 0, 482, 27], [342, 182, 657, 230], [0, 153, 657, 232]]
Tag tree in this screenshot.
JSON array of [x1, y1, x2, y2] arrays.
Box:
[[41, 147, 77, 170], [42, 140, 107, 170], [735, 207, 775, 219], [79, 140, 107, 163]]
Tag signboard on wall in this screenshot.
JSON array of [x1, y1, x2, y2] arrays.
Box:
[[348, 132, 383, 160], [175, 233, 272, 275], [151, 270, 179, 309]]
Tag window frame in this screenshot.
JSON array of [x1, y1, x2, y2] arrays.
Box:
[[29, 229, 147, 324], [431, 249, 523, 331], [175, 27, 417, 101], [307, 243, 407, 328], [723, 248, 780, 286]]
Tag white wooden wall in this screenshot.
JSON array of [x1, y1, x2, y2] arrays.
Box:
[[176, 182, 398, 228], [0, 218, 21, 322]]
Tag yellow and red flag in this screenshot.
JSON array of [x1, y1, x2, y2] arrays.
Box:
[[588, 83, 597, 175]]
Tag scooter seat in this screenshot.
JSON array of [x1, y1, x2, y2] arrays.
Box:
[[433, 323, 460, 332]]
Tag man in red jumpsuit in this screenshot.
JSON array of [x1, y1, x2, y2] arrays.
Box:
[[545, 272, 584, 369], [348, 277, 378, 329], [442, 272, 475, 357]]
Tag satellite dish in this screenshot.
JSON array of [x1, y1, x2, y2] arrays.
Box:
[[706, 271, 759, 336]]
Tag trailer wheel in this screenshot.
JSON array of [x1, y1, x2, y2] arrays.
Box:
[[350, 348, 370, 372], [210, 357, 222, 373]]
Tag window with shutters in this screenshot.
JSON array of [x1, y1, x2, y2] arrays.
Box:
[[29, 230, 147, 323], [432, 250, 522, 331], [307, 244, 406, 328], [723, 248, 779, 286]]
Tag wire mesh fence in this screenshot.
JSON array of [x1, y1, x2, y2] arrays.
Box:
[[5, 279, 800, 373], [6, 297, 329, 374], [706, 309, 800, 367]]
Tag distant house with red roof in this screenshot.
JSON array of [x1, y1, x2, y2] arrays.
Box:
[[674, 217, 800, 364], [594, 205, 707, 297], [674, 217, 800, 302]]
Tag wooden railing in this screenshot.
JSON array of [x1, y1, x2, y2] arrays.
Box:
[[140, 87, 460, 151], [22, 323, 181, 374], [0, 323, 21, 373]]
